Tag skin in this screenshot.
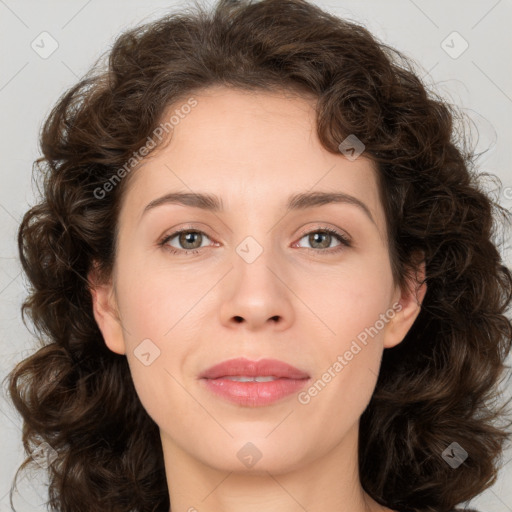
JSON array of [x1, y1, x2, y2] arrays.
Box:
[[90, 85, 426, 512]]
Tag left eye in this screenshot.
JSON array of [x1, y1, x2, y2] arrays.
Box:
[[295, 228, 351, 251]]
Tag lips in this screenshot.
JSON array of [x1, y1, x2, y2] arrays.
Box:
[[199, 357, 311, 407], [199, 357, 310, 380]]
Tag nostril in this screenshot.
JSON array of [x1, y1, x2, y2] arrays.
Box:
[[234, 316, 244, 323]]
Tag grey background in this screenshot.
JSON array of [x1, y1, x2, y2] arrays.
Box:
[[0, 0, 511, 510]]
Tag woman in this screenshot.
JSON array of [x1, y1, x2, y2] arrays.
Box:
[[5, 0, 511, 511]]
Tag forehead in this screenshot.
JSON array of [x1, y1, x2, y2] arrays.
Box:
[[119, 86, 386, 236]]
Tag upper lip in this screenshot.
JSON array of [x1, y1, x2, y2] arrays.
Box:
[[199, 357, 310, 380]]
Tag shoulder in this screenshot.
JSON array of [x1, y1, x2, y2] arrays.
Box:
[[396, 508, 482, 512], [394, 508, 481, 512], [446, 509, 481, 512], [395, 507, 481, 512]]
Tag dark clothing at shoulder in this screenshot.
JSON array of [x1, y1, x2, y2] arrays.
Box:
[[398, 507, 481, 512], [400, 508, 481, 512]]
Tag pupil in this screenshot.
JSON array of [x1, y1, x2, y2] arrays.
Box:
[[311, 232, 329, 248], [181, 232, 200, 249]]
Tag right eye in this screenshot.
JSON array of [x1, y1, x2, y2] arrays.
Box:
[[158, 229, 215, 255]]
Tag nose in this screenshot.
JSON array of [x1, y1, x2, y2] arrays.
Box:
[[218, 248, 295, 332]]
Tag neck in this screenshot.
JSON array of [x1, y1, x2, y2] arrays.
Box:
[[161, 422, 388, 512]]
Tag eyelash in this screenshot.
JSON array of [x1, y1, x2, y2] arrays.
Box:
[[158, 225, 352, 256]]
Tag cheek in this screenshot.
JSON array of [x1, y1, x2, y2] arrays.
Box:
[[297, 324, 384, 444], [114, 254, 211, 340], [298, 257, 394, 419], [113, 257, 209, 418], [302, 253, 395, 344]]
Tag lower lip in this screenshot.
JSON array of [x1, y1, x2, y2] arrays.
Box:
[[200, 377, 310, 407]]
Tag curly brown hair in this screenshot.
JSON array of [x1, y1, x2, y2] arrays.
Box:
[[4, 0, 512, 511]]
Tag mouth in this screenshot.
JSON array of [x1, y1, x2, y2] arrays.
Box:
[[217, 375, 283, 382], [199, 357, 310, 407], [199, 357, 310, 380]]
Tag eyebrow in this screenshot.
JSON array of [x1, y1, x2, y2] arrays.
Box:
[[141, 190, 375, 224]]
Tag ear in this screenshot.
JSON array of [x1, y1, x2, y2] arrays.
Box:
[[88, 263, 126, 355], [383, 254, 427, 349]]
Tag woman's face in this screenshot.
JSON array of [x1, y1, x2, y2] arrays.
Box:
[[91, 85, 424, 475]]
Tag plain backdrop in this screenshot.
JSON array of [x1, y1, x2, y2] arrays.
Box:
[[0, 0, 511, 510]]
